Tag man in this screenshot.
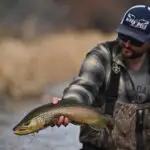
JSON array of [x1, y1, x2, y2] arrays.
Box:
[[52, 5, 150, 150]]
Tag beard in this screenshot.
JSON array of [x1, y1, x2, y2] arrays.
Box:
[[122, 50, 145, 59], [121, 44, 146, 59]]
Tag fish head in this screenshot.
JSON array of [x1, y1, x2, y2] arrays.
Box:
[[13, 117, 43, 135]]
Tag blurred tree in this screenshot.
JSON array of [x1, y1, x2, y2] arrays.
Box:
[[0, 0, 149, 37], [0, 0, 19, 18]]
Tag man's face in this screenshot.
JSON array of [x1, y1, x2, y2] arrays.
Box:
[[118, 33, 150, 59]]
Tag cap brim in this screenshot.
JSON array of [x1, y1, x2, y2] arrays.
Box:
[[116, 24, 148, 42]]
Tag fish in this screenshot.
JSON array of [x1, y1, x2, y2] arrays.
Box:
[[13, 102, 113, 136]]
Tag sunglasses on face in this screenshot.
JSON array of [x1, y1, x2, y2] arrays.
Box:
[[118, 33, 144, 47]]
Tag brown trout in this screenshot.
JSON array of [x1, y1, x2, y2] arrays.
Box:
[[13, 103, 113, 136]]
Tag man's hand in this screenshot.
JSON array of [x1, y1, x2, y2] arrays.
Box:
[[52, 97, 70, 127]]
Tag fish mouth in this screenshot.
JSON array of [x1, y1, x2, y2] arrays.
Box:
[[13, 128, 34, 135], [13, 125, 20, 131], [13, 126, 31, 135], [14, 130, 28, 135], [13, 125, 41, 135]]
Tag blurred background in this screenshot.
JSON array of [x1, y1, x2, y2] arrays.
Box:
[[0, 1, 149, 150]]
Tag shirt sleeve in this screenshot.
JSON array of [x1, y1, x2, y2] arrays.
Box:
[[62, 44, 111, 105]]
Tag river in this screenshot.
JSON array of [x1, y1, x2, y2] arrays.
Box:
[[0, 81, 82, 150]]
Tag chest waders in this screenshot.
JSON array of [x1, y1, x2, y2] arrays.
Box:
[[102, 43, 150, 150]]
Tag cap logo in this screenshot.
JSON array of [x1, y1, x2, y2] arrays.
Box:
[[125, 13, 149, 30]]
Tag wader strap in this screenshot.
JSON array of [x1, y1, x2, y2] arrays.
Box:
[[104, 62, 121, 115], [136, 109, 145, 150], [100, 42, 121, 115], [135, 54, 150, 150]]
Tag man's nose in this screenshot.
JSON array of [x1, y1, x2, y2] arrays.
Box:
[[124, 40, 131, 47]]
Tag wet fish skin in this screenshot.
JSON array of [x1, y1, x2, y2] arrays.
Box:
[[13, 103, 113, 136]]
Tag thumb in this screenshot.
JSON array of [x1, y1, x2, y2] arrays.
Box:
[[52, 97, 61, 104]]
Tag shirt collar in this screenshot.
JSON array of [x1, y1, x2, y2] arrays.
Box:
[[112, 42, 126, 68]]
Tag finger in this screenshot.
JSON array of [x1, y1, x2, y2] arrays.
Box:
[[57, 97, 61, 101], [52, 97, 61, 104], [56, 118, 61, 127], [52, 99, 59, 104], [63, 117, 69, 126], [57, 116, 64, 126], [53, 97, 61, 101]]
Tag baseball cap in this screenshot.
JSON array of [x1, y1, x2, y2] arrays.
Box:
[[116, 5, 150, 42]]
